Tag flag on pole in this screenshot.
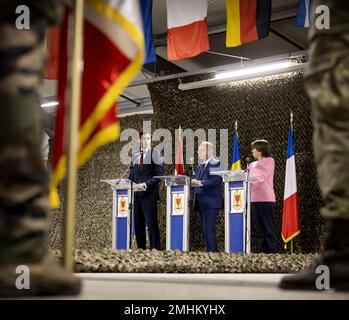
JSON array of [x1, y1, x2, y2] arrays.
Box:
[[231, 123, 241, 170], [296, 0, 312, 27], [50, 0, 144, 207], [166, 0, 209, 61], [140, 0, 156, 64], [225, 0, 271, 48], [44, 25, 61, 79], [282, 124, 300, 248], [175, 127, 184, 175]]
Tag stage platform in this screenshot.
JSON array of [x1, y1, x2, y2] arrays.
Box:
[[18, 273, 349, 300]]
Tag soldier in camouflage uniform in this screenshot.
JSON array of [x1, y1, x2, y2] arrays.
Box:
[[0, 1, 80, 295], [280, 0, 349, 290]]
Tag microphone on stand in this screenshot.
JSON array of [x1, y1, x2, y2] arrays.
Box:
[[116, 167, 131, 186], [244, 156, 251, 253], [245, 156, 251, 169], [189, 157, 195, 210]]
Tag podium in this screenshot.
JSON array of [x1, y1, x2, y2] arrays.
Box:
[[155, 175, 190, 251], [211, 170, 251, 253], [101, 179, 144, 250]]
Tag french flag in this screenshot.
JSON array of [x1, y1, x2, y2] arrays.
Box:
[[166, 0, 210, 61], [296, 0, 312, 27], [282, 126, 300, 247]]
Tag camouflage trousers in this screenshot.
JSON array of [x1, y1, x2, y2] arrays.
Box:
[[305, 1, 349, 219], [0, 1, 61, 264], [0, 0, 62, 152]]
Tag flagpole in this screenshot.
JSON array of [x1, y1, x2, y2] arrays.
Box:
[[63, 0, 84, 272], [290, 111, 294, 254]]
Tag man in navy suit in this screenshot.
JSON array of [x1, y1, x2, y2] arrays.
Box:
[[129, 132, 163, 250], [192, 142, 223, 252]]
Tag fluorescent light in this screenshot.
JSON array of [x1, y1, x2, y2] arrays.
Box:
[[178, 60, 307, 91], [41, 101, 59, 108], [215, 61, 293, 80]]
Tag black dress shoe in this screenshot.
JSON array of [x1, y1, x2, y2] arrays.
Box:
[[279, 219, 349, 291], [279, 252, 349, 291]]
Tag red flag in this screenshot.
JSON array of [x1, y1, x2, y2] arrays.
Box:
[[175, 127, 184, 175], [50, 0, 144, 207], [44, 25, 61, 80]]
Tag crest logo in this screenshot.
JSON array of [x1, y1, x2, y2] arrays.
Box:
[[174, 194, 183, 213], [232, 190, 242, 210], [119, 197, 127, 215]]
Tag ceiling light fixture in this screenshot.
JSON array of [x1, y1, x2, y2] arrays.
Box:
[[41, 101, 59, 108], [178, 59, 307, 91]]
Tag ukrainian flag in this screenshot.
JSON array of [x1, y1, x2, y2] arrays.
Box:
[[231, 129, 241, 170]]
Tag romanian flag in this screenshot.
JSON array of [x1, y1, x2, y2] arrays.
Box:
[[226, 0, 271, 47], [50, 0, 144, 207], [175, 127, 184, 175], [296, 0, 312, 27], [231, 127, 241, 170], [166, 0, 209, 61], [281, 126, 300, 248]]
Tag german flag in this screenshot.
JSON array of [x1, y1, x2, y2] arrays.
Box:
[[226, 0, 271, 47]]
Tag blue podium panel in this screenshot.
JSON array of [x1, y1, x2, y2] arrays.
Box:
[[170, 185, 185, 250], [228, 181, 245, 253], [171, 216, 183, 250], [116, 218, 128, 249], [115, 189, 129, 250], [230, 213, 244, 252]]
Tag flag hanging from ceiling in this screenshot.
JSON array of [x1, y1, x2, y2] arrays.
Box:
[[231, 126, 241, 170], [175, 127, 184, 175], [296, 0, 312, 27], [140, 0, 156, 64], [50, 0, 144, 207], [226, 0, 271, 48], [166, 0, 209, 61], [281, 125, 300, 248]]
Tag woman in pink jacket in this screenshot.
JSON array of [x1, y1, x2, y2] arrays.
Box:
[[249, 140, 277, 253]]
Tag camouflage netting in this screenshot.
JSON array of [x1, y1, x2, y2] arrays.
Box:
[[48, 70, 324, 254], [50, 249, 315, 273]]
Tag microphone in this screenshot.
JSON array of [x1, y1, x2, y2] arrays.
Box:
[[245, 157, 251, 168], [131, 151, 142, 166]]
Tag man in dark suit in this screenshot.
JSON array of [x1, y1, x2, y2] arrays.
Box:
[[129, 132, 163, 250], [192, 142, 223, 252]]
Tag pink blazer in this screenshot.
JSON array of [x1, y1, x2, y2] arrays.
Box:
[[249, 157, 276, 203]]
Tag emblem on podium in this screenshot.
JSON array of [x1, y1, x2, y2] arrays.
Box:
[[230, 188, 245, 213], [172, 192, 184, 215], [118, 196, 128, 217]]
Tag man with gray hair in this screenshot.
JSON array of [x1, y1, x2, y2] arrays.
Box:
[[192, 142, 223, 252]]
